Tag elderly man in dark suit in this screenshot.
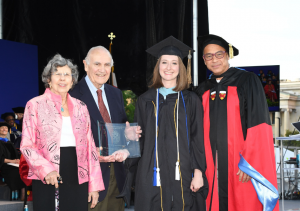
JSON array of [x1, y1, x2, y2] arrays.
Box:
[[70, 46, 141, 211]]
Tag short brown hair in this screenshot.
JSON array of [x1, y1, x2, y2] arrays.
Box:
[[149, 56, 189, 92]]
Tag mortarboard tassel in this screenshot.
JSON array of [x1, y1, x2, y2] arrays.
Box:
[[156, 168, 161, 186], [228, 44, 234, 59], [175, 161, 180, 180], [187, 50, 192, 84], [153, 167, 161, 186]]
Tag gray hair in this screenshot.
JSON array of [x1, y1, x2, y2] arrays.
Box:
[[42, 54, 79, 89], [85, 46, 114, 66]]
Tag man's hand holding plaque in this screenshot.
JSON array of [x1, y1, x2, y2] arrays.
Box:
[[112, 149, 130, 162], [124, 121, 142, 141]]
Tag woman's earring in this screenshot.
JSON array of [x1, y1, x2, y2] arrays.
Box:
[[49, 84, 52, 88]]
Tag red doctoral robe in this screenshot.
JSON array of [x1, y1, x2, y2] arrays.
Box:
[[195, 67, 279, 211]]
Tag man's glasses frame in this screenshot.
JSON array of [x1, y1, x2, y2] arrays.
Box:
[[203, 51, 227, 61]]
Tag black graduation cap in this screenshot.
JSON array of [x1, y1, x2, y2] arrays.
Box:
[[1, 112, 15, 121], [198, 34, 239, 59], [0, 121, 11, 129], [146, 36, 193, 59], [12, 107, 25, 113]]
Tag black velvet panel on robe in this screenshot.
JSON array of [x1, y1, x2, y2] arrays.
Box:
[[208, 82, 228, 210]]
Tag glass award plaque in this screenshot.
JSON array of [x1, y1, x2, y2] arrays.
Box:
[[97, 122, 141, 158]]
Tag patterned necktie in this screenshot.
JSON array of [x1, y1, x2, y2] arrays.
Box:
[[97, 89, 111, 156]]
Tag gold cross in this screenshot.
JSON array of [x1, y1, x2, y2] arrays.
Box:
[[108, 32, 116, 43]]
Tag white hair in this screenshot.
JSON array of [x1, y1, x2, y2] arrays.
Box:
[[85, 46, 114, 66]]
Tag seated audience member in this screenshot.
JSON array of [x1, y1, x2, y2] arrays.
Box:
[[1, 112, 18, 128], [267, 70, 273, 79], [0, 122, 25, 199], [264, 80, 277, 102], [262, 77, 267, 86], [1, 112, 22, 146], [259, 73, 265, 81], [12, 107, 25, 131], [257, 70, 263, 78]]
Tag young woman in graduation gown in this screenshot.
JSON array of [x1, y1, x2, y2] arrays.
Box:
[[119, 36, 208, 211]]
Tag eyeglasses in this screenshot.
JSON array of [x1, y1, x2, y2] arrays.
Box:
[[52, 72, 73, 79], [203, 51, 226, 61]]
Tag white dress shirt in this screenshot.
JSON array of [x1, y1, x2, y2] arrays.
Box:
[[85, 75, 111, 119]]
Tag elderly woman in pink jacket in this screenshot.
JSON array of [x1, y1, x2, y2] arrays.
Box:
[[20, 54, 104, 211]]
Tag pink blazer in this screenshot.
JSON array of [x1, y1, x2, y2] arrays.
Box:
[[20, 88, 104, 192]]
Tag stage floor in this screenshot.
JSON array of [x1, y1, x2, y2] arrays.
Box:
[[0, 200, 133, 211], [279, 200, 300, 211], [1, 200, 298, 211], [0, 200, 33, 211]]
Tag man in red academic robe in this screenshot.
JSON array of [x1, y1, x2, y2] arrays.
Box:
[[194, 34, 279, 211]]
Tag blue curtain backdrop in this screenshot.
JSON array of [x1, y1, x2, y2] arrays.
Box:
[[0, 39, 38, 114]]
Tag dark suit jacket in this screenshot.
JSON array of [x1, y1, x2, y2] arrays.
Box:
[[69, 77, 127, 202]]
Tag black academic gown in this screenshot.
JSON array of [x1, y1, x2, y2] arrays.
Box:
[[120, 88, 208, 211], [0, 140, 25, 190], [194, 67, 279, 211]]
